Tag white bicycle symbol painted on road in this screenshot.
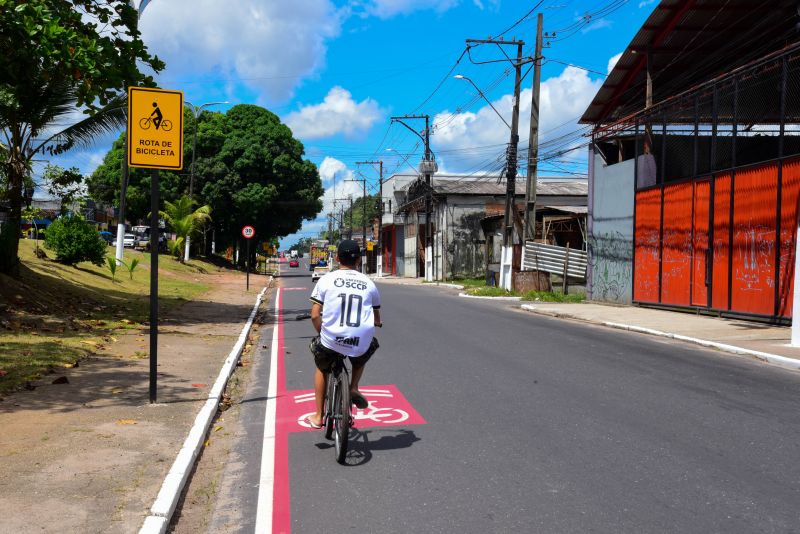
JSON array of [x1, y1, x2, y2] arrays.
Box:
[[298, 401, 409, 429]]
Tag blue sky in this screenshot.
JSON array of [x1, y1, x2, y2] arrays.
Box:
[[47, 0, 656, 247]]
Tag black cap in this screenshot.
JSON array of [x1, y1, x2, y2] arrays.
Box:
[[337, 239, 360, 263]]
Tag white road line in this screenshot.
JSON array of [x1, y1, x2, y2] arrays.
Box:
[[254, 288, 281, 533]]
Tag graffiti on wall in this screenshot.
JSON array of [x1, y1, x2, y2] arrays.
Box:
[[590, 230, 633, 302], [448, 209, 486, 278]]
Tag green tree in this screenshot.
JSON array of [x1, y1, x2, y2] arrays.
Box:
[[159, 196, 212, 262], [0, 0, 164, 275], [88, 105, 324, 263], [200, 105, 323, 259], [86, 134, 184, 224], [343, 194, 380, 233]]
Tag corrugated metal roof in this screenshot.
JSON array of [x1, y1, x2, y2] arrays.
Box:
[[395, 174, 587, 196], [542, 205, 588, 214], [582, 0, 800, 125]]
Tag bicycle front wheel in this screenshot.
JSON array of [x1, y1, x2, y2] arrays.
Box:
[[161, 119, 173, 131], [334, 371, 350, 464]]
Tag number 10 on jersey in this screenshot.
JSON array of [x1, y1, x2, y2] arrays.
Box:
[[338, 293, 363, 327]]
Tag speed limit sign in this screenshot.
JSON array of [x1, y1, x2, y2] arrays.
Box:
[[242, 225, 255, 239]]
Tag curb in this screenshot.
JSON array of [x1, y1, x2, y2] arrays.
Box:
[[459, 292, 522, 301], [139, 286, 268, 534], [519, 304, 800, 372], [428, 283, 465, 290]]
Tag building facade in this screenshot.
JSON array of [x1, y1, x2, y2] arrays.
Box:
[[584, 0, 800, 321]]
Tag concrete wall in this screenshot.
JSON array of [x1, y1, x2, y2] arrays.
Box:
[[589, 152, 635, 304], [402, 213, 417, 277], [394, 224, 406, 277]]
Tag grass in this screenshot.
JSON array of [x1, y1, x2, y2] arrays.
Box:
[[0, 240, 220, 396], [522, 290, 586, 303], [463, 285, 587, 302], [449, 276, 487, 289], [464, 286, 519, 297]]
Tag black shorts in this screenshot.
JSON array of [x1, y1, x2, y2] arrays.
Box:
[[309, 335, 379, 372]]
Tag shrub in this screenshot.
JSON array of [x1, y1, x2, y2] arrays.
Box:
[[44, 216, 106, 266]]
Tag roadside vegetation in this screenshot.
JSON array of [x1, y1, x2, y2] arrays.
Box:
[[463, 284, 587, 302], [522, 290, 586, 303], [0, 240, 214, 397]]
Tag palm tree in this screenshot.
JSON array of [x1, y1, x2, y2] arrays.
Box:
[[0, 80, 127, 274], [160, 196, 212, 262]]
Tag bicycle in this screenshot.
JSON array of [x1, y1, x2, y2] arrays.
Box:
[[139, 116, 173, 131], [323, 352, 352, 464]]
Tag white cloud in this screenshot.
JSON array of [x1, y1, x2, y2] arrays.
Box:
[[284, 87, 384, 140], [431, 66, 604, 174], [280, 157, 363, 244], [138, 0, 340, 102], [317, 157, 362, 215], [581, 18, 613, 33], [607, 52, 623, 74], [638, 0, 658, 7], [364, 0, 460, 19]]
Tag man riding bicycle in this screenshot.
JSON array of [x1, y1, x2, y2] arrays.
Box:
[[306, 240, 381, 429]]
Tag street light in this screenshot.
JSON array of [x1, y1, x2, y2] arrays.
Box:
[[183, 100, 228, 261], [454, 74, 511, 130]]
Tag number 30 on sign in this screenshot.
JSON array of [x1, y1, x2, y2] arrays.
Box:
[[242, 225, 255, 239]]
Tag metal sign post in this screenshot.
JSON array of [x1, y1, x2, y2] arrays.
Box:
[[127, 86, 184, 404], [149, 170, 159, 403], [242, 225, 255, 291]]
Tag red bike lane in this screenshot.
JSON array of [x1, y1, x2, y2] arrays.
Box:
[[259, 286, 426, 534]]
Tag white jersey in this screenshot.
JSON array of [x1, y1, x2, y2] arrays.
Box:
[[310, 268, 381, 357]]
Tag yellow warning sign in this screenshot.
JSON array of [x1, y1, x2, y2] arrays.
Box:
[[127, 86, 184, 170]]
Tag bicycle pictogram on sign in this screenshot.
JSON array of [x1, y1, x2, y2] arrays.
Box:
[[139, 101, 173, 131]]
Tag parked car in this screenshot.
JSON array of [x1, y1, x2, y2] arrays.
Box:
[[135, 235, 150, 250], [311, 264, 329, 282], [123, 233, 136, 247], [289, 259, 299, 268]]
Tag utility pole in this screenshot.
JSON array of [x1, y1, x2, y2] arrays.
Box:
[[348, 197, 353, 239], [346, 175, 368, 272], [390, 115, 436, 281], [466, 37, 526, 291], [357, 160, 384, 276], [523, 14, 544, 247]]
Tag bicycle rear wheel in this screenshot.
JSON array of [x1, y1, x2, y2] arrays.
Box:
[[334, 370, 350, 464], [323, 372, 334, 439]]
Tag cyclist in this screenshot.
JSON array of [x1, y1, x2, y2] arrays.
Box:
[[305, 240, 381, 429]]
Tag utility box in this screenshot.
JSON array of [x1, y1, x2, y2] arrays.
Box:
[[513, 270, 551, 293]]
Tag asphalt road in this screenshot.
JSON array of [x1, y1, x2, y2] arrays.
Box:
[[201, 259, 800, 533]]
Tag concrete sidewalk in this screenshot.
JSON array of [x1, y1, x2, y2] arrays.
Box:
[[519, 301, 800, 370]]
